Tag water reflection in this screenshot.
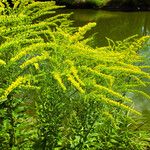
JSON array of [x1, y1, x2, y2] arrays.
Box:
[[68, 9, 150, 46]]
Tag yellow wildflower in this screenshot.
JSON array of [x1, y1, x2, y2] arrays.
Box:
[[106, 66, 149, 77], [10, 43, 47, 62], [0, 59, 6, 65], [100, 95, 141, 115], [0, 76, 27, 102], [68, 75, 85, 94], [95, 84, 131, 102], [130, 75, 146, 87], [53, 72, 66, 91], [71, 22, 96, 41], [129, 89, 150, 100], [71, 66, 85, 86], [87, 67, 114, 86], [34, 63, 40, 70], [20, 52, 49, 69]]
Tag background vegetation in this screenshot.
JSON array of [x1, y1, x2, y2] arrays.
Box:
[[54, 0, 150, 10], [0, 0, 150, 149]]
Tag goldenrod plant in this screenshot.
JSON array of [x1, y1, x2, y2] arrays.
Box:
[[0, 0, 150, 149]]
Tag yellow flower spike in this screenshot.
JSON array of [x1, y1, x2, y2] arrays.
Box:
[[129, 89, 150, 100], [99, 66, 149, 78], [99, 95, 141, 115], [53, 72, 66, 91], [13, 1, 20, 9], [71, 66, 85, 86], [139, 66, 150, 69], [110, 100, 141, 116], [87, 67, 114, 87], [34, 63, 40, 70], [10, 43, 48, 62], [20, 52, 49, 69], [0, 76, 27, 102], [0, 59, 6, 65], [95, 84, 132, 102], [68, 75, 85, 94], [0, 1, 5, 7], [102, 111, 114, 121], [65, 60, 85, 86], [65, 59, 74, 66], [130, 75, 146, 87], [71, 22, 96, 41]]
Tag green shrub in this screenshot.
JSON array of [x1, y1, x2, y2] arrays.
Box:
[[0, 0, 150, 149]]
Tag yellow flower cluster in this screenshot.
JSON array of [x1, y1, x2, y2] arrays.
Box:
[[101, 66, 149, 78], [87, 67, 114, 87], [0, 59, 6, 65], [0, 76, 27, 102], [70, 66, 85, 86], [68, 75, 85, 94], [139, 65, 150, 69], [34, 63, 40, 70], [129, 35, 150, 52], [130, 75, 146, 87], [13, 1, 20, 9], [118, 62, 140, 71], [0, 1, 5, 8], [95, 84, 131, 102], [71, 22, 96, 41], [129, 89, 150, 100], [100, 95, 141, 115], [53, 72, 66, 91], [10, 43, 47, 62], [20, 52, 49, 69]]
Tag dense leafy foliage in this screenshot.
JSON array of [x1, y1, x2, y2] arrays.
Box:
[[0, 0, 150, 149]]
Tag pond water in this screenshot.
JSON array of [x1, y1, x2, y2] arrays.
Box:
[[60, 9, 150, 130], [61, 9, 150, 46]]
